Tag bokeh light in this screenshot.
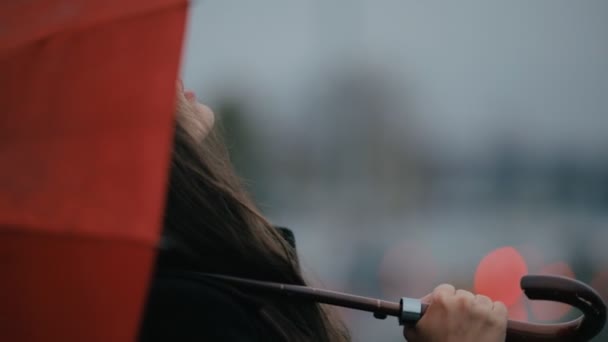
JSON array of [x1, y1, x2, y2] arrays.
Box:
[[378, 240, 439, 299], [529, 261, 575, 322], [508, 298, 529, 321], [474, 246, 528, 307]]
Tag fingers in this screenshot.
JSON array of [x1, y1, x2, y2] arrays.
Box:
[[469, 294, 492, 320], [435, 283, 456, 294], [475, 294, 492, 306], [489, 301, 508, 329], [428, 285, 506, 323], [455, 289, 475, 310], [416, 284, 455, 307], [471, 294, 507, 327], [408, 284, 455, 336], [419, 291, 433, 304], [431, 283, 456, 303], [405, 285, 508, 341], [430, 285, 477, 311], [492, 301, 507, 315]]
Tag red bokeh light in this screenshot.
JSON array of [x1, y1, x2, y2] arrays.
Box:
[[530, 261, 575, 322], [508, 297, 529, 321], [474, 246, 528, 307]]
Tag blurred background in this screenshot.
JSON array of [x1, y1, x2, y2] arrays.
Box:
[[181, 1, 608, 340]]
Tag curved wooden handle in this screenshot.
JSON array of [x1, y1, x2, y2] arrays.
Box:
[[504, 275, 606, 341]]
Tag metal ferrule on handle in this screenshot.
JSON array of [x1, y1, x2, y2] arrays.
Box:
[[399, 297, 423, 325]]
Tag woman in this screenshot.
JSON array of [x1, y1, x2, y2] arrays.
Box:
[[139, 83, 509, 341]]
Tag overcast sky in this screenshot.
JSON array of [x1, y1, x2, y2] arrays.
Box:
[[182, 0, 608, 161]]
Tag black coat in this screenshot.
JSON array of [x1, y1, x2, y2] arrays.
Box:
[[139, 272, 281, 341], [138, 228, 297, 342]]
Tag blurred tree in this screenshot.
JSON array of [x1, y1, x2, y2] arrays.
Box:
[[215, 96, 270, 205]]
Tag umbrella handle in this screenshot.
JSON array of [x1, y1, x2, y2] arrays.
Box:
[[156, 271, 606, 341], [506, 275, 606, 341]]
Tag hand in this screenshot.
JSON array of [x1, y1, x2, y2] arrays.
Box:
[[404, 284, 507, 342]]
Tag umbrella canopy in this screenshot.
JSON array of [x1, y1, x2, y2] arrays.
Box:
[[0, 1, 187, 340]]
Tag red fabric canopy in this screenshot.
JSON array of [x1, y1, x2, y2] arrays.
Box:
[[0, 1, 187, 340]]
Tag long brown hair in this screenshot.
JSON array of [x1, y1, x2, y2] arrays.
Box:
[[160, 97, 349, 341]]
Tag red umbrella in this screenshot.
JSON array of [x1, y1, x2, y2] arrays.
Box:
[[0, 1, 187, 341], [2, 2, 606, 342]]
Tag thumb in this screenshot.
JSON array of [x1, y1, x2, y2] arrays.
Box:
[[420, 292, 433, 304]]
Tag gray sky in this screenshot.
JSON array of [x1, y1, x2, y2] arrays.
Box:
[[182, 0, 608, 161]]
